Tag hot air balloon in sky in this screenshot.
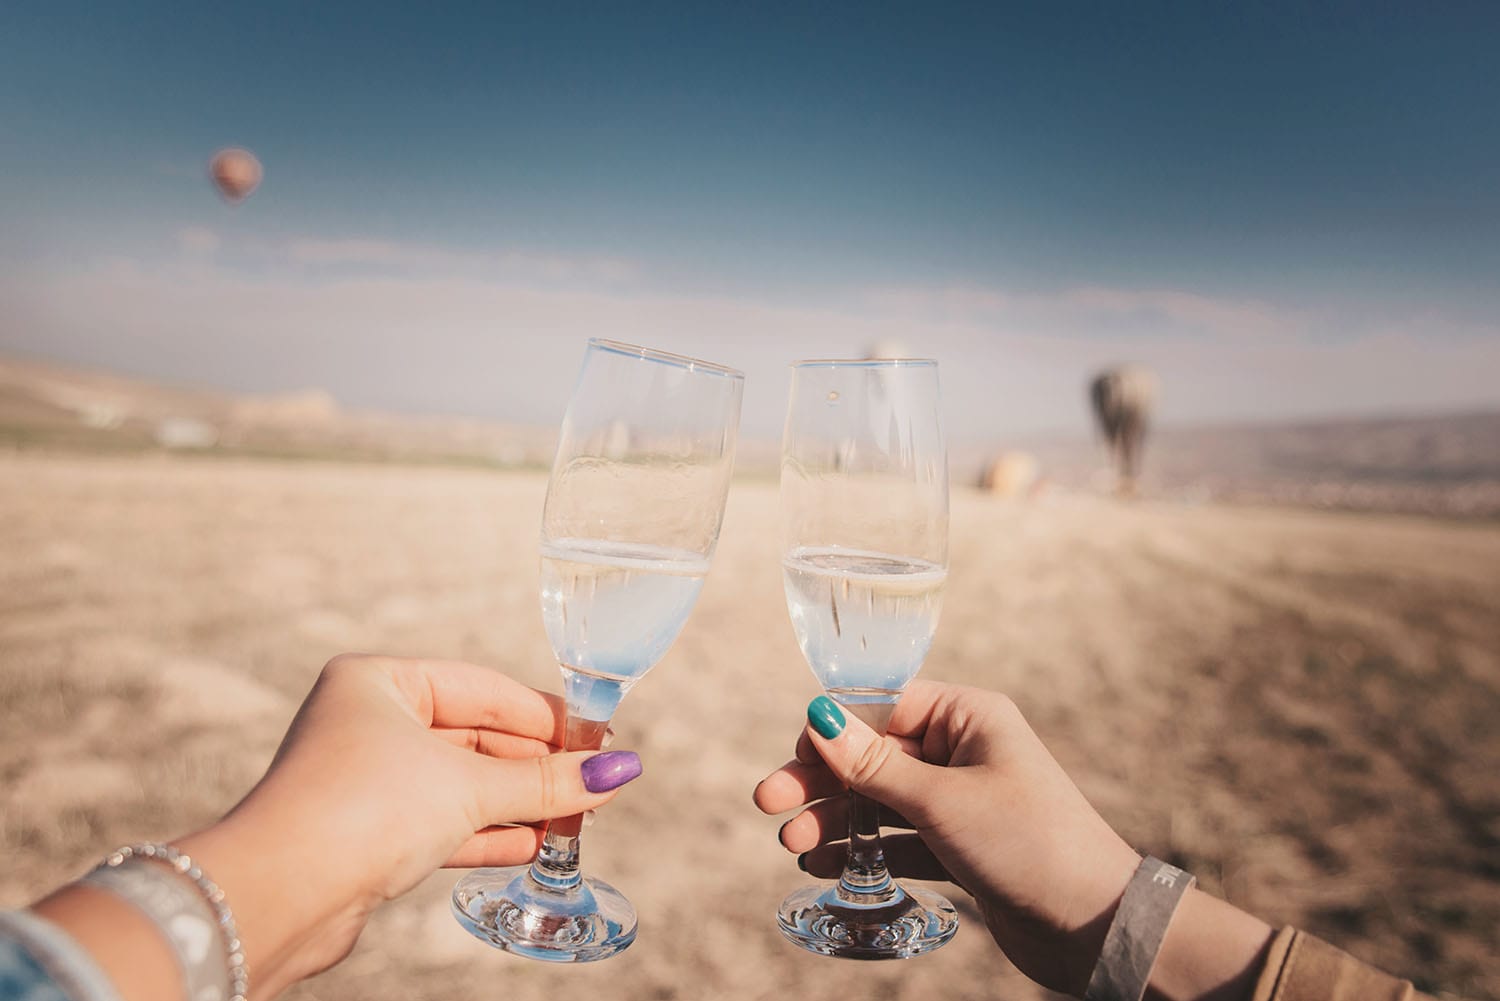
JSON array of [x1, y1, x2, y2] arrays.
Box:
[[209, 147, 262, 203]]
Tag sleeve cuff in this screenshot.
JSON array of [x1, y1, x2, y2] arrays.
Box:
[[1250, 926, 1417, 1001]]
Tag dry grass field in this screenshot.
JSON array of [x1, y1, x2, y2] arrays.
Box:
[[2, 453, 1498, 999]]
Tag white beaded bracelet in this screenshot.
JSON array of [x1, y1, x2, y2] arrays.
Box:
[[81, 843, 249, 1001]]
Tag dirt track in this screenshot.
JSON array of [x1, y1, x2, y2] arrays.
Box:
[[2, 454, 1497, 999]]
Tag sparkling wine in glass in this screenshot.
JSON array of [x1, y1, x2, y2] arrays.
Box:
[[775, 357, 958, 959], [452, 338, 743, 962]]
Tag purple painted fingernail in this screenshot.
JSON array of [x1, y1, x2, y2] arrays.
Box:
[[581, 751, 643, 793]]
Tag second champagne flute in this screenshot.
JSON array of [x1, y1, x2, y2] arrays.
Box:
[[452, 338, 743, 962], [775, 357, 959, 959]]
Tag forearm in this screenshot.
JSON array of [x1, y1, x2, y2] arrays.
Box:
[[173, 802, 372, 1000], [31, 885, 182, 1001], [1144, 889, 1275, 1001], [29, 805, 360, 1001]]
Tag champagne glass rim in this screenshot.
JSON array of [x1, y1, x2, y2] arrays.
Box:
[[588, 338, 745, 379], [790, 357, 938, 369]]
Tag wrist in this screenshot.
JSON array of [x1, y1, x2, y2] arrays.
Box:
[[1063, 839, 1145, 996], [31, 885, 182, 1001], [177, 799, 376, 999], [1074, 853, 1273, 1001], [1143, 889, 1273, 1001]]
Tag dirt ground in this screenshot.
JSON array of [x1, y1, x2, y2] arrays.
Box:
[[2, 453, 1497, 1000]]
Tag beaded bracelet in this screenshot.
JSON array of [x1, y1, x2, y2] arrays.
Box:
[[80, 843, 248, 1001]]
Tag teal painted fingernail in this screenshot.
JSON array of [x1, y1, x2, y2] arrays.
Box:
[[807, 696, 845, 739], [797, 852, 810, 872]]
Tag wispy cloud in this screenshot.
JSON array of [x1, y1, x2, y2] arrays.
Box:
[[176, 226, 222, 257], [856, 284, 1292, 341], [282, 237, 639, 285], [2, 231, 1496, 437]]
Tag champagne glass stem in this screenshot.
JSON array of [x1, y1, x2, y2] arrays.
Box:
[[838, 790, 897, 902], [529, 712, 608, 890]]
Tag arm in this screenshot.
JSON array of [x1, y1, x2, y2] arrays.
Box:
[[755, 683, 1419, 1000], [23, 654, 641, 1001], [1145, 891, 1273, 1001]]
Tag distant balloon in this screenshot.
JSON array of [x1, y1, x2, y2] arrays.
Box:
[[979, 450, 1041, 499], [1089, 364, 1158, 498], [209, 147, 262, 203]]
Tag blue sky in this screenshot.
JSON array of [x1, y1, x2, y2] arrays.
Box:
[[2, 2, 1498, 437]]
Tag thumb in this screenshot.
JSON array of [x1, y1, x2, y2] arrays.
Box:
[[471, 749, 642, 826], [804, 696, 942, 823]]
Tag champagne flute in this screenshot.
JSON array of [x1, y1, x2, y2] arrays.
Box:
[[452, 338, 743, 962], [775, 357, 958, 959]]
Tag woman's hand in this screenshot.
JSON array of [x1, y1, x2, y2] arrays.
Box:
[[38, 654, 641, 1001], [754, 681, 1143, 995], [754, 682, 1273, 999]]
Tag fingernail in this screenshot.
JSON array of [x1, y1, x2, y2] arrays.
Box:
[[807, 696, 845, 739], [581, 751, 642, 793], [797, 852, 809, 872]]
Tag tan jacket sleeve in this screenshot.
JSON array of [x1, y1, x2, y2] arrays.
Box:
[[1250, 927, 1437, 1001]]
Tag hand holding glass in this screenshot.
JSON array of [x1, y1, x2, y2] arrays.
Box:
[[452, 339, 743, 961], [776, 358, 958, 959]]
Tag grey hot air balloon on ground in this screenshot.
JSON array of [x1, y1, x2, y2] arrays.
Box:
[[1089, 365, 1158, 497]]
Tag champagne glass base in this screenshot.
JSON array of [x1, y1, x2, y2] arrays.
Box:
[[452, 866, 637, 963], [776, 881, 958, 959]]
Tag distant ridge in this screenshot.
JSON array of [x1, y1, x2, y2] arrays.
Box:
[[0, 353, 559, 468], [3, 352, 1496, 517], [960, 410, 1500, 518]]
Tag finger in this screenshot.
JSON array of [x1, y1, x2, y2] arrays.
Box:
[[778, 798, 915, 853], [472, 749, 642, 825], [377, 656, 568, 744], [798, 835, 954, 883], [796, 729, 923, 766], [443, 825, 546, 869], [884, 679, 961, 739], [885, 680, 1020, 767], [795, 731, 819, 765], [804, 697, 946, 823], [760, 728, 929, 815], [753, 759, 845, 815], [431, 728, 556, 759]]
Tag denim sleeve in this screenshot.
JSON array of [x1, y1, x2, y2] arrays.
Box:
[[0, 910, 123, 1001]]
